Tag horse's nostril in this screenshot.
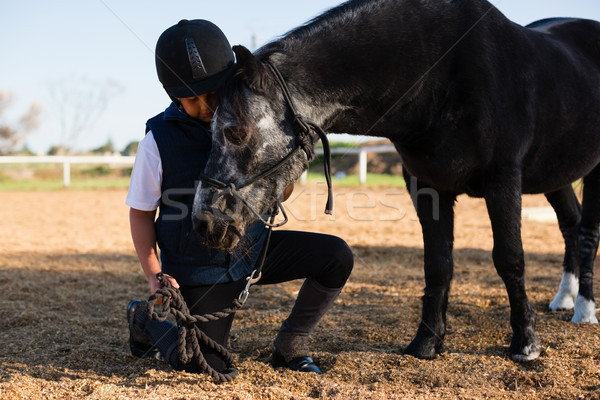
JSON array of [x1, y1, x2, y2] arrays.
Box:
[[192, 210, 213, 233]]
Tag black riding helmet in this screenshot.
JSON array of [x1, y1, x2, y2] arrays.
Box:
[[155, 19, 235, 99]]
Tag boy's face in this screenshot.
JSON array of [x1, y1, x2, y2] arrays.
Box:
[[178, 91, 218, 123]]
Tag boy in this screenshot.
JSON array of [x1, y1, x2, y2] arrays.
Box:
[[126, 19, 353, 376]]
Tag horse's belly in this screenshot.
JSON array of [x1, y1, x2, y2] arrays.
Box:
[[402, 144, 600, 197], [522, 159, 598, 194], [400, 151, 479, 194], [521, 133, 600, 193]]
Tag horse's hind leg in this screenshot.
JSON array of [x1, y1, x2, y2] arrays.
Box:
[[573, 168, 600, 323], [544, 186, 581, 311]]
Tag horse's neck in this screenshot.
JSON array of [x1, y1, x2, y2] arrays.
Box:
[[261, 3, 441, 133], [260, 52, 349, 131], [261, 0, 508, 137]]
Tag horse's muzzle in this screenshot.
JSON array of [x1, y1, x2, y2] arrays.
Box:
[[192, 209, 241, 249]]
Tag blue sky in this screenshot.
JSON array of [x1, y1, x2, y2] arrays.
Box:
[[2, 0, 599, 154]]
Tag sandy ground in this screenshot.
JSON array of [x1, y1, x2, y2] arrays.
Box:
[[0, 184, 599, 399]]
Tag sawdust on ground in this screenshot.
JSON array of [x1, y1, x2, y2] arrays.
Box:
[[0, 185, 599, 399]]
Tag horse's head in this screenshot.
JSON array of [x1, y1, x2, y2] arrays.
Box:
[[192, 45, 315, 249]]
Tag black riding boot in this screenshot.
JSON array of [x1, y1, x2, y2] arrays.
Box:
[[128, 300, 180, 363], [272, 279, 342, 374]]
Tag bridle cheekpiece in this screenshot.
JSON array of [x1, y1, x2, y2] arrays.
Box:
[[198, 60, 334, 226]]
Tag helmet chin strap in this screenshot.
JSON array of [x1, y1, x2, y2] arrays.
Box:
[[166, 92, 193, 119], [166, 91, 182, 107]]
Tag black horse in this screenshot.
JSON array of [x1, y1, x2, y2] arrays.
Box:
[[192, 0, 600, 362]]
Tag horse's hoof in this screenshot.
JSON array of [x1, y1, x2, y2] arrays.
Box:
[[510, 334, 542, 363], [549, 295, 575, 311], [549, 272, 578, 311], [572, 296, 598, 323], [404, 337, 442, 360], [511, 346, 541, 362]]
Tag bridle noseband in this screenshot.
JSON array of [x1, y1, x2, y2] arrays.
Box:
[[198, 60, 333, 227]]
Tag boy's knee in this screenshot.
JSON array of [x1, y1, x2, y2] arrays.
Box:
[[323, 236, 354, 288], [336, 238, 354, 277]]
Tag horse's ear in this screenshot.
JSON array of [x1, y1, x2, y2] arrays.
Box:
[[233, 45, 271, 94]]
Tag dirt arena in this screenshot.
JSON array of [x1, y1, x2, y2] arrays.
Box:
[[1, 184, 599, 399]]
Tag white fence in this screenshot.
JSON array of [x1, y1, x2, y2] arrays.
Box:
[[0, 145, 397, 187], [0, 155, 136, 187], [308, 144, 397, 184]]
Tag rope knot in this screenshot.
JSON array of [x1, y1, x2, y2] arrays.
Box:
[[296, 132, 315, 160], [293, 114, 310, 133]]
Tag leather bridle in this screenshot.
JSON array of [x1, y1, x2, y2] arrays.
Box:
[[198, 60, 333, 228]]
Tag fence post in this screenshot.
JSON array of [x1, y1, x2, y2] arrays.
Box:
[[63, 158, 71, 187], [300, 170, 307, 185], [359, 150, 367, 184]]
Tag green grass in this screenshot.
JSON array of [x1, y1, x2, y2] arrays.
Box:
[[0, 177, 131, 191], [0, 172, 403, 191], [304, 172, 405, 187], [0, 171, 584, 192], [0, 164, 132, 191]]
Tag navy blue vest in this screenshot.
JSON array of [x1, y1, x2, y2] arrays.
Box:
[[146, 103, 267, 285]]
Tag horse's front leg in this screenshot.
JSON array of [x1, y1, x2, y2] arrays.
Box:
[[484, 171, 541, 362], [403, 172, 456, 359]]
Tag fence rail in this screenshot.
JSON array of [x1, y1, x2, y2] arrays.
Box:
[[0, 155, 136, 187], [0, 145, 397, 187], [309, 144, 397, 184]]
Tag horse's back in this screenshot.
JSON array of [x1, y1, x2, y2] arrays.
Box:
[[526, 17, 600, 67], [526, 17, 578, 30]]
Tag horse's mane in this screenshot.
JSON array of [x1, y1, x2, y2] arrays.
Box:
[[282, 0, 360, 39], [257, 0, 371, 57]]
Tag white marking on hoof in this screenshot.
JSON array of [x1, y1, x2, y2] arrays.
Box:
[[511, 346, 541, 362], [549, 272, 578, 311], [572, 295, 598, 323]]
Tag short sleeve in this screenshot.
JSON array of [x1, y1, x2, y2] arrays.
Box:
[[126, 131, 162, 211]]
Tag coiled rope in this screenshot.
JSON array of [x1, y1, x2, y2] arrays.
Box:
[[147, 273, 242, 382], [145, 214, 274, 382]]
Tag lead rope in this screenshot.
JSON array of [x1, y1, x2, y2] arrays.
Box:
[[146, 211, 276, 382]]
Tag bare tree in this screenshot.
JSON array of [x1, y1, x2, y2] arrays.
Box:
[[48, 77, 124, 154], [0, 91, 42, 154]]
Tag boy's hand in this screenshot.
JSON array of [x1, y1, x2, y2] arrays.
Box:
[[150, 273, 180, 294]]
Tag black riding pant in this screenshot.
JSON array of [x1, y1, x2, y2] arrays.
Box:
[[173, 230, 354, 372]]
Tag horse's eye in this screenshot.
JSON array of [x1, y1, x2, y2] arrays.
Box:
[[224, 127, 248, 145]]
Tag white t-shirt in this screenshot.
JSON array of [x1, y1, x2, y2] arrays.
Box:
[[126, 131, 163, 211]]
